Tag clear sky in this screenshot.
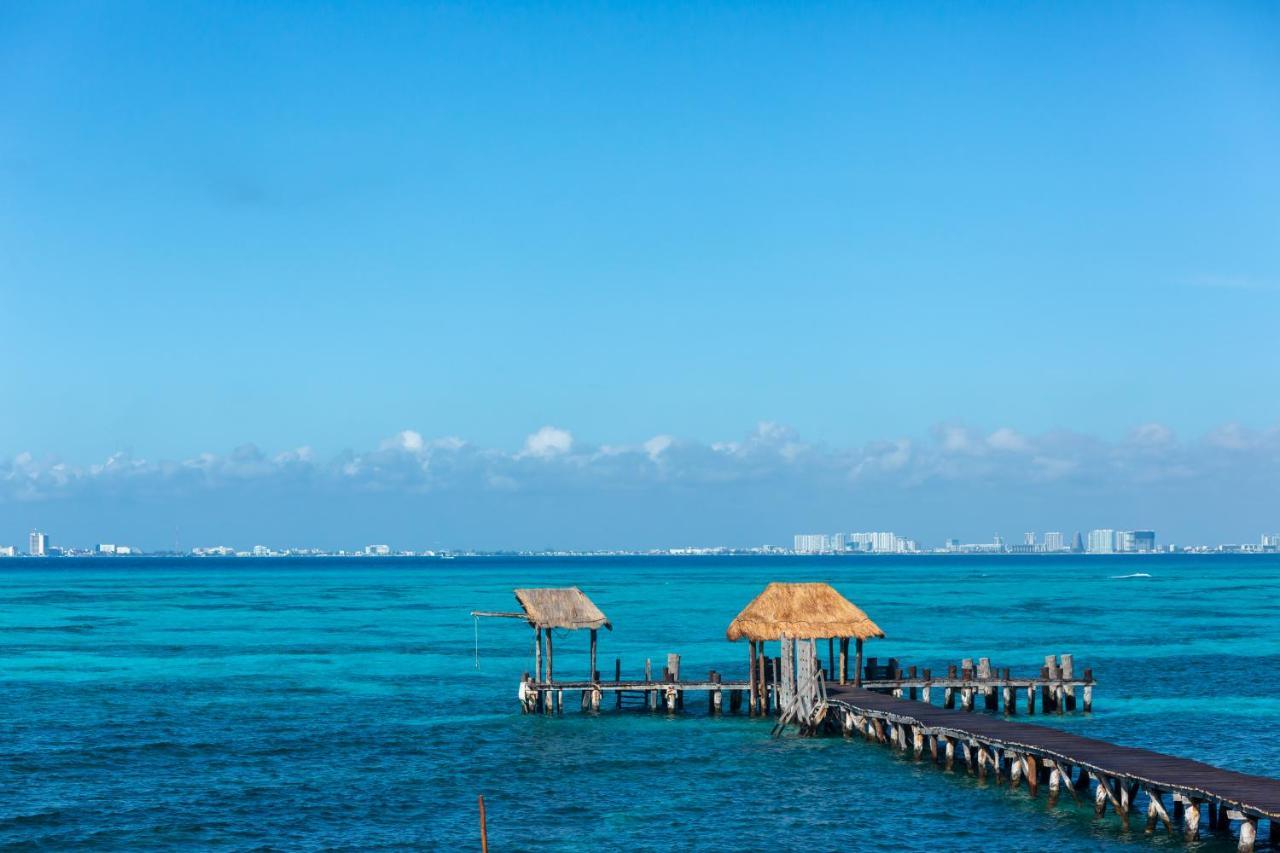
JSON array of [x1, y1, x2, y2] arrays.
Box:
[[2, 2, 1279, 549]]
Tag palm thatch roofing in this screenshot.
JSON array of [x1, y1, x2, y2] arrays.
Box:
[[514, 587, 611, 631], [725, 582, 884, 642]]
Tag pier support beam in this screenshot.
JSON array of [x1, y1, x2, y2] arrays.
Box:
[[854, 638, 864, 687]]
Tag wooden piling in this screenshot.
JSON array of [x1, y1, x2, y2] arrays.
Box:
[[644, 657, 654, 710], [839, 637, 849, 684], [747, 641, 757, 716], [921, 668, 932, 704], [668, 653, 682, 709], [478, 794, 489, 853], [1242, 817, 1259, 852], [1185, 799, 1202, 840], [710, 670, 722, 714], [854, 638, 864, 687], [615, 658, 622, 709]]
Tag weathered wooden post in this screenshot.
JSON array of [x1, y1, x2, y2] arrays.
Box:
[[839, 637, 849, 684], [545, 629, 556, 713], [534, 627, 543, 683], [663, 666, 677, 712], [1026, 755, 1040, 796], [615, 658, 622, 709], [747, 641, 757, 716], [710, 670, 722, 714], [1083, 668, 1094, 712], [772, 657, 781, 716], [1241, 816, 1259, 851], [589, 628, 598, 685], [1061, 653, 1076, 711], [1026, 683, 1037, 714], [545, 629, 555, 682], [667, 653, 682, 709], [908, 665, 918, 701], [1184, 799, 1202, 840], [922, 668, 932, 704], [945, 664, 957, 709], [644, 657, 654, 710], [944, 736, 955, 771], [828, 637, 835, 681], [978, 658, 996, 710]]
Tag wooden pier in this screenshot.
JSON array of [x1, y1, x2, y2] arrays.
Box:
[[827, 685, 1280, 848], [477, 582, 1280, 850]]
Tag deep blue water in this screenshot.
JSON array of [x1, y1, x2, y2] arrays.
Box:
[[2, 554, 1278, 850]]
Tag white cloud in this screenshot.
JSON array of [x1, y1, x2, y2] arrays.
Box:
[[519, 426, 573, 459], [4, 421, 1280, 512]]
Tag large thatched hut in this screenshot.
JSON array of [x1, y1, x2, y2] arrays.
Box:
[[727, 582, 883, 702], [513, 587, 611, 683]]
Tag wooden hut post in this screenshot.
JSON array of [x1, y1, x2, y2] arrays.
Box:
[[854, 637, 864, 687], [534, 626, 543, 681], [827, 637, 835, 680], [839, 637, 849, 684], [589, 629, 598, 685], [748, 640, 758, 715], [545, 629, 554, 683]]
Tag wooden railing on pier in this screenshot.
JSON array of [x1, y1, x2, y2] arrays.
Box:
[[519, 651, 1093, 717]]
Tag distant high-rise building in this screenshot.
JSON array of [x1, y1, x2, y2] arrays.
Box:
[[1072, 531, 1084, 552], [1263, 534, 1280, 549], [1087, 529, 1116, 554], [1043, 532, 1065, 552], [1128, 530, 1155, 552], [845, 532, 902, 553], [1023, 532, 1036, 546], [793, 534, 830, 554], [97, 544, 116, 555], [28, 530, 48, 557], [993, 533, 1005, 550], [0, 545, 15, 557]]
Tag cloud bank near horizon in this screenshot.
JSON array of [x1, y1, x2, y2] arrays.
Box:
[[3, 421, 1278, 549]]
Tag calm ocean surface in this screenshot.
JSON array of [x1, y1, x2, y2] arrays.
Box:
[[2, 554, 1278, 851]]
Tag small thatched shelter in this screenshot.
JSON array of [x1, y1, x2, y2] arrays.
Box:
[[514, 587, 611, 631], [727, 582, 884, 690], [512, 587, 610, 684]]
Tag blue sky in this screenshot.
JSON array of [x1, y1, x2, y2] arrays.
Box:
[[2, 2, 1279, 548]]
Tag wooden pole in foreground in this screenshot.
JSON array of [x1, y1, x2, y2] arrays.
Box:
[[478, 795, 488, 853], [854, 638, 864, 686]]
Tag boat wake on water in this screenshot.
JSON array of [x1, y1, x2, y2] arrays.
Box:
[[1108, 572, 1153, 579]]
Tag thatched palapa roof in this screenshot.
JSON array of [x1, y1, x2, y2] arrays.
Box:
[[725, 582, 884, 642], [514, 587, 611, 631]]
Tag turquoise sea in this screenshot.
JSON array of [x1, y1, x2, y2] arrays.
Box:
[[2, 554, 1278, 851]]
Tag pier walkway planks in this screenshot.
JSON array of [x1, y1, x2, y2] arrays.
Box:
[[827, 685, 1280, 821]]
